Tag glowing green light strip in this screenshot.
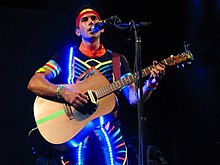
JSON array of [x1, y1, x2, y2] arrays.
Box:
[[36, 110, 65, 125]]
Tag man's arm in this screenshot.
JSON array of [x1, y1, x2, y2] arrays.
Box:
[[121, 61, 165, 106], [27, 69, 88, 109], [27, 70, 57, 97]]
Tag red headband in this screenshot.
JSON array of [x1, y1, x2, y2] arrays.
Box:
[[75, 8, 101, 28]]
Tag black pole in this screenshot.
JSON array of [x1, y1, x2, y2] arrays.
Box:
[[130, 20, 146, 165], [112, 17, 151, 164]]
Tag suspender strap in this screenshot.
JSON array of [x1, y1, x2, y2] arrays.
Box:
[[112, 52, 121, 81]]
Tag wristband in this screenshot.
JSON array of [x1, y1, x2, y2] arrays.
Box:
[[56, 85, 64, 99], [145, 80, 158, 91]]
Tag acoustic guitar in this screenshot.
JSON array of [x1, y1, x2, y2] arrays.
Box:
[[33, 49, 193, 149]]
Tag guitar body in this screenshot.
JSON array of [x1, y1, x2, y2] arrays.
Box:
[[34, 74, 116, 150], [33, 49, 193, 151]]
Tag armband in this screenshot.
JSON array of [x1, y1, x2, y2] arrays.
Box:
[[56, 85, 64, 99]]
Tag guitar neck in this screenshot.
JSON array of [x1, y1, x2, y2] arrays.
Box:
[[95, 51, 193, 99], [96, 65, 154, 99]]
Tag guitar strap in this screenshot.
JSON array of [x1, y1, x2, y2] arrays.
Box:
[[111, 52, 121, 118], [112, 52, 121, 81]]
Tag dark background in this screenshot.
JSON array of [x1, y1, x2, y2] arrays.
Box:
[[0, 0, 219, 165]]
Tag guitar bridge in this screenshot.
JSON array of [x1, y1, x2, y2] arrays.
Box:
[[63, 103, 75, 120]]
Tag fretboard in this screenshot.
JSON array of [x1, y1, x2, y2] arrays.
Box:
[[96, 65, 154, 99], [95, 51, 193, 99]]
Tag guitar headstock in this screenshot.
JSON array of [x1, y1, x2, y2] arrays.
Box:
[[161, 42, 194, 68]]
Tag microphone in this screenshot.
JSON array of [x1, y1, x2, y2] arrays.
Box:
[[91, 15, 117, 33]]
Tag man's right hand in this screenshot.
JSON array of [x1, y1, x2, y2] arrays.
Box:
[[60, 87, 89, 109]]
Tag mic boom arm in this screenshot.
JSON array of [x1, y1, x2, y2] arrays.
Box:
[[91, 15, 151, 32]]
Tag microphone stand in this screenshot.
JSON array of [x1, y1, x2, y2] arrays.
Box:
[[113, 17, 151, 165], [130, 20, 146, 165]]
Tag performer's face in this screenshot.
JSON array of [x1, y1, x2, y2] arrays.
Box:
[[75, 13, 103, 40]]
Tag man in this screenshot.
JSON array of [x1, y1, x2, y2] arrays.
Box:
[[27, 6, 165, 165]]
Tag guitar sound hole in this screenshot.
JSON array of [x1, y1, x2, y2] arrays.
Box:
[[77, 90, 98, 115]]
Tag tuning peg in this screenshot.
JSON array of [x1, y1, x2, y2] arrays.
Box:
[[182, 63, 185, 67], [183, 41, 190, 52], [176, 65, 180, 69]]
